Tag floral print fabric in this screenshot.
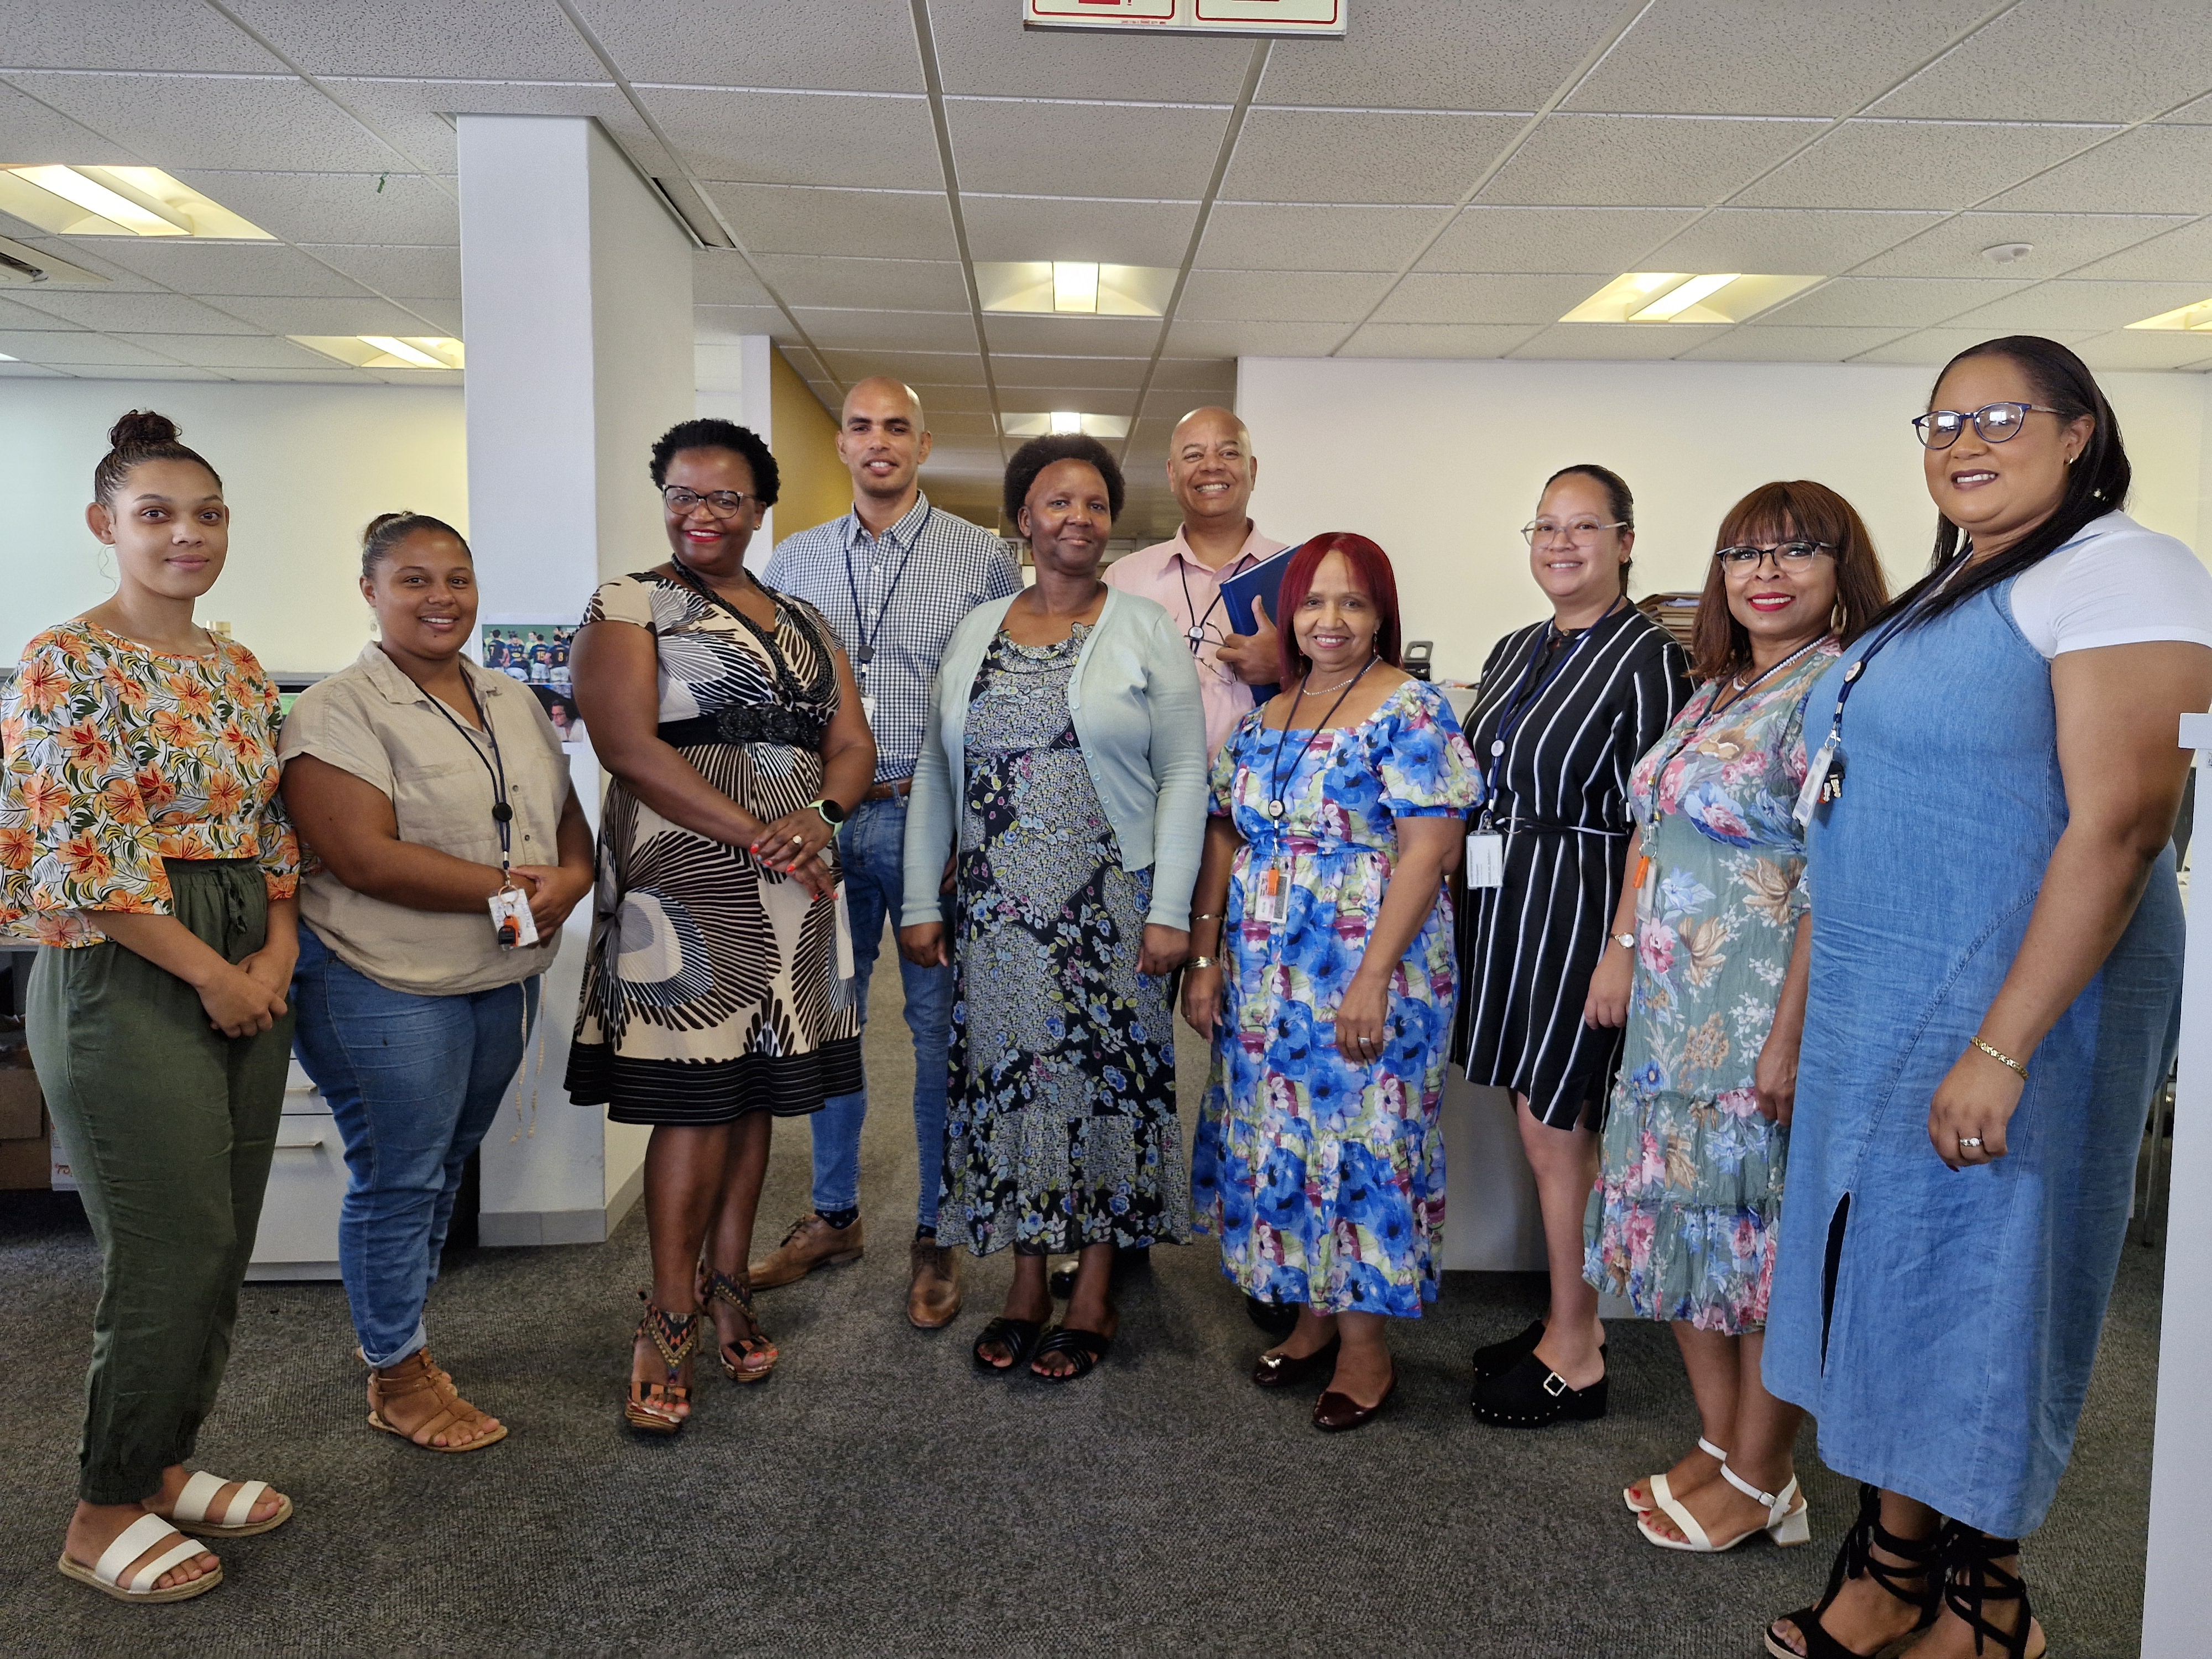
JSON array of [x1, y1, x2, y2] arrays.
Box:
[[0, 622, 298, 946], [938, 626, 1189, 1256], [1582, 640, 1837, 1333], [1192, 679, 1480, 1318]]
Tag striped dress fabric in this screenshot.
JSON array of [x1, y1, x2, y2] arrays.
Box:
[[1450, 606, 1688, 1129]]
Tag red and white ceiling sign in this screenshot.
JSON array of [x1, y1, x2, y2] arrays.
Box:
[[1024, 0, 1346, 39]]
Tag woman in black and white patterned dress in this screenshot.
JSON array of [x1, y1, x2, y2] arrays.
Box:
[[569, 418, 874, 1435]]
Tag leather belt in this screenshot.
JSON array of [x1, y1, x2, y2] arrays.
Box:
[[864, 776, 915, 802]]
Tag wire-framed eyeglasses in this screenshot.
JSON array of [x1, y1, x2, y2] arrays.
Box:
[[1522, 518, 1627, 545], [1714, 541, 1834, 572], [1183, 619, 1237, 683], [1911, 403, 2067, 450], [662, 485, 766, 518]]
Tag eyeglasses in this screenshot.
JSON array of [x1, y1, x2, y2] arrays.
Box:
[[1183, 620, 1237, 682], [1714, 541, 1833, 572], [1911, 403, 2066, 450], [1522, 519, 1626, 545], [661, 485, 765, 518]]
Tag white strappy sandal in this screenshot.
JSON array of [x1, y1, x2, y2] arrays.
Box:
[[1625, 1436, 1727, 1514], [1639, 1458, 1810, 1553], [166, 1469, 292, 1537], [56, 1512, 220, 1603]]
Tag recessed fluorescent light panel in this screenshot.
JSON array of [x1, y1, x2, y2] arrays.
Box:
[[1562, 272, 1821, 325], [1000, 411, 1131, 439], [2127, 299, 2212, 331], [0, 233, 106, 286], [291, 335, 466, 370], [978, 262, 1176, 318], [0, 166, 271, 239]]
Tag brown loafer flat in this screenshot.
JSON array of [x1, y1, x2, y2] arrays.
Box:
[[906, 1237, 964, 1329], [1313, 1365, 1396, 1433], [748, 1212, 865, 1290], [1251, 1334, 1340, 1390]]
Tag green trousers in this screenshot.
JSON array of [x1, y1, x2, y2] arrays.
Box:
[[29, 860, 294, 1505]]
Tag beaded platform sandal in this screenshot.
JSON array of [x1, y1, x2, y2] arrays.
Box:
[[1937, 1527, 2047, 1659], [700, 1266, 779, 1383], [1765, 1483, 1942, 1659], [625, 1295, 700, 1435]]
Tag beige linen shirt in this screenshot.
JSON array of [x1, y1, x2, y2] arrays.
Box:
[[280, 643, 571, 995], [1102, 522, 1289, 755]]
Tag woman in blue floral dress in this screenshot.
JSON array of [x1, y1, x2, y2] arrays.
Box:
[[1183, 534, 1479, 1432], [1580, 481, 1888, 1554]]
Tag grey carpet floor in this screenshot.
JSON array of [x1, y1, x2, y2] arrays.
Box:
[[0, 967, 2164, 1658]]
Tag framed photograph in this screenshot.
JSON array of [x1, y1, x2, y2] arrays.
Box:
[[474, 617, 576, 691]]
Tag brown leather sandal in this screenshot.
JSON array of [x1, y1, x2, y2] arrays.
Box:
[[367, 1348, 508, 1452], [700, 1266, 779, 1383], [626, 1295, 700, 1434]]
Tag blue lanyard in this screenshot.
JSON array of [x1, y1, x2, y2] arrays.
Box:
[[842, 506, 929, 670], [1481, 598, 1621, 803]]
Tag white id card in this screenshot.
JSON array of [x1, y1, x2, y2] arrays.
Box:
[[488, 884, 539, 950], [860, 692, 877, 726], [1250, 859, 1290, 926], [832, 881, 855, 982], [1792, 738, 1837, 829], [1465, 831, 1504, 889]]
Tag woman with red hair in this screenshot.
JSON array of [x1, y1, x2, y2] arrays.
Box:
[[1183, 534, 1479, 1431]]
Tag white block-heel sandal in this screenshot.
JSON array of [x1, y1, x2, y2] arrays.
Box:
[[1639, 1459, 1810, 1553], [169, 1470, 292, 1537], [1625, 1436, 1726, 1515], [56, 1512, 221, 1603]]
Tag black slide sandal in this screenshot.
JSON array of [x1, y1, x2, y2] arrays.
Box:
[[1030, 1326, 1112, 1383], [972, 1318, 1044, 1371]]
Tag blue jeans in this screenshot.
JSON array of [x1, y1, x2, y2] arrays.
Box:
[[812, 792, 953, 1229], [291, 931, 538, 1368]]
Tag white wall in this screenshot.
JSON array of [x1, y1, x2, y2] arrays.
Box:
[[0, 379, 466, 674], [1239, 356, 2212, 684]]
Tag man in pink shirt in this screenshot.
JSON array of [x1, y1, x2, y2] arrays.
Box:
[[1103, 406, 1289, 755]]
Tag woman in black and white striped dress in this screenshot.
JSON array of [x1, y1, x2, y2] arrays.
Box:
[[1454, 464, 1688, 1428]]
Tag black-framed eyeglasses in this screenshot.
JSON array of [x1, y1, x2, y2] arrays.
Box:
[[1714, 541, 1833, 572], [1911, 402, 2066, 450], [661, 485, 765, 518]]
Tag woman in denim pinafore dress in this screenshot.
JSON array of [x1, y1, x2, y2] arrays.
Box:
[[1762, 337, 2212, 1659]]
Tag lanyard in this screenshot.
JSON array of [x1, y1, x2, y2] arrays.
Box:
[[1264, 656, 1374, 821], [1481, 598, 1622, 806], [1642, 635, 1826, 812], [668, 561, 835, 708], [1176, 543, 1256, 645], [842, 507, 929, 670], [422, 674, 515, 878]]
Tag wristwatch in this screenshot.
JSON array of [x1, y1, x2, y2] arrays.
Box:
[[1189, 955, 1216, 971], [811, 798, 847, 827], [1612, 931, 1636, 951]]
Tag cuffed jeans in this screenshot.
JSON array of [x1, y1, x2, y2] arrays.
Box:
[[811, 791, 953, 1229], [291, 930, 536, 1369]]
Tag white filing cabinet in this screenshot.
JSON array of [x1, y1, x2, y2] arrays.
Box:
[[246, 1057, 345, 1281]]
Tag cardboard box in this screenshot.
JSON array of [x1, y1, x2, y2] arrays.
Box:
[[0, 1124, 50, 1191], [0, 1060, 40, 1141]]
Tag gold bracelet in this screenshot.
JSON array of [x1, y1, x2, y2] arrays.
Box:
[[1969, 1036, 2028, 1081]]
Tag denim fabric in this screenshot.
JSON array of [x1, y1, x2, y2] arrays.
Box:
[[811, 794, 953, 1227], [291, 930, 536, 1368], [1764, 580, 2183, 1537]]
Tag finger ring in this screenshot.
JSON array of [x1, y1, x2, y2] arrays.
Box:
[[1958, 1135, 1984, 1149]]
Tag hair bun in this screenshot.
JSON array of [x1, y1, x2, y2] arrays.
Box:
[[108, 408, 181, 448], [362, 510, 411, 545]]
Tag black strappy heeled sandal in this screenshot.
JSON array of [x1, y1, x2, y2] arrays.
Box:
[[972, 1317, 1044, 1371], [1764, 1483, 1942, 1659], [625, 1295, 700, 1436], [699, 1266, 778, 1383], [1938, 1526, 2047, 1659]]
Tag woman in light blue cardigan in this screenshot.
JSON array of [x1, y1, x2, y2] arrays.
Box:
[[899, 435, 1207, 1385]]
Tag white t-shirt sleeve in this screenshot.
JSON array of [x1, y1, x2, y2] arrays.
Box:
[[2006, 513, 2212, 659]]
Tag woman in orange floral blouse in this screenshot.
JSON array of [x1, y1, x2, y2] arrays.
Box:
[[3, 411, 299, 1606]]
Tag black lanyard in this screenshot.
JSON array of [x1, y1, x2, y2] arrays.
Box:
[[1264, 656, 1374, 821], [422, 674, 514, 877], [1644, 635, 1826, 806], [1480, 598, 1623, 806], [668, 561, 835, 709], [1177, 542, 1256, 647], [842, 507, 928, 669]]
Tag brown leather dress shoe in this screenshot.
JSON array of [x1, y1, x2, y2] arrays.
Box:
[[1313, 1365, 1397, 1432], [748, 1212, 865, 1290], [906, 1237, 963, 1329]]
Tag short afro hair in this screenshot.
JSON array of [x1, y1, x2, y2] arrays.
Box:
[[1002, 434, 1124, 528], [648, 417, 780, 506]]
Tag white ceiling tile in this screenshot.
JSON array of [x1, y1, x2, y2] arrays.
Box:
[[2068, 220, 2212, 283], [695, 304, 789, 342], [927, 6, 1253, 102], [0, 359, 66, 376], [1479, 114, 1824, 208], [1640, 208, 1942, 275], [997, 384, 1138, 415], [1375, 272, 1615, 326], [171, 169, 458, 246], [946, 99, 1227, 200], [1734, 119, 2117, 211], [0, 78, 141, 164], [703, 183, 956, 259], [1852, 212, 2193, 279], [2069, 329, 2212, 372], [303, 243, 464, 299], [1148, 357, 1236, 392], [570, 0, 923, 92], [648, 88, 940, 190], [1871, 0, 2212, 124], [983, 315, 1160, 357], [204, 366, 375, 383], [961, 195, 1197, 267], [4, 3, 289, 71], [909, 383, 1000, 413], [1847, 326, 2099, 367], [822, 347, 984, 386], [992, 353, 1147, 389], [1339, 322, 1538, 358], [325, 80, 672, 179], [49, 362, 226, 380], [1507, 322, 1731, 359], [78, 240, 369, 298], [11, 72, 406, 174], [1255, 0, 1621, 110], [753, 254, 967, 312], [3, 289, 261, 332], [1940, 279, 2212, 332], [1673, 325, 1919, 362], [0, 236, 160, 290], [112, 332, 341, 369], [363, 365, 461, 385], [1163, 319, 1344, 357], [1221, 110, 1522, 206], [1979, 126, 2212, 216], [919, 410, 1000, 438], [1179, 268, 1391, 322], [225, 0, 607, 79], [1198, 203, 1448, 273], [399, 298, 461, 331], [0, 328, 174, 366], [798, 308, 977, 353], [0, 291, 88, 328], [1421, 206, 1703, 274], [1567, 5, 1968, 118], [1760, 276, 2032, 327], [213, 294, 445, 335]]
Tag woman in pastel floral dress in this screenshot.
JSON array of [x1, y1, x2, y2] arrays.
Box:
[[1582, 481, 1888, 1553]]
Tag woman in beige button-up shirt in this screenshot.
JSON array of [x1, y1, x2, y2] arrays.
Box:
[[279, 513, 594, 1453]]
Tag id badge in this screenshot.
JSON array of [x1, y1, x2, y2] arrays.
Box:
[[488, 884, 539, 950], [832, 881, 855, 982], [1793, 737, 1840, 828], [1251, 859, 1290, 926], [1464, 831, 1504, 889], [860, 692, 878, 726]]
